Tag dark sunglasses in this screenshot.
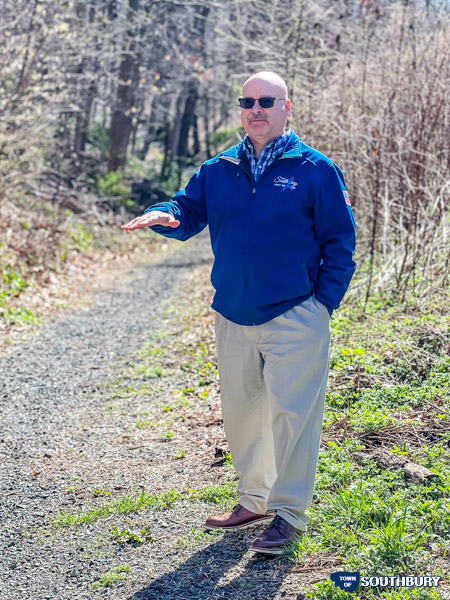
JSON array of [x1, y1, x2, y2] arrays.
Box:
[[238, 96, 286, 109]]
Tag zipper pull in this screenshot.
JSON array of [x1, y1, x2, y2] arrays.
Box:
[[252, 188, 256, 194]]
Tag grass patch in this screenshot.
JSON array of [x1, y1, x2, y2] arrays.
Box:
[[111, 523, 155, 545], [64, 485, 81, 494], [189, 481, 238, 508], [52, 480, 239, 531], [0, 306, 41, 325], [290, 288, 450, 596], [92, 564, 131, 589], [53, 488, 183, 529], [176, 527, 222, 549]]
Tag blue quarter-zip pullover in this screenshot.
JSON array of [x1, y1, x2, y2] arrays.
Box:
[[146, 131, 356, 326]]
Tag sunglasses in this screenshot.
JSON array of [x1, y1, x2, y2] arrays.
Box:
[[238, 96, 286, 109]]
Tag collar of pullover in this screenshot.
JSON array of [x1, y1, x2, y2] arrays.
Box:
[[243, 130, 292, 181], [219, 129, 303, 163]]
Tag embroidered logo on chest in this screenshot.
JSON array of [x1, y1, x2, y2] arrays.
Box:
[[274, 176, 298, 191]]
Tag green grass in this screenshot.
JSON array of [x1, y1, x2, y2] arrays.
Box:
[[111, 523, 155, 545], [135, 419, 152, 429], [289, 289, 450, 597], [52, 480, 240, 531], [189, 481, 238, 508], [53, 488, 183, 529], [172, 449, 186, 459], [0, 304, 41, 326], [120, 362, 168, 380], [92, 564, 131, 589], [107, 322, 218, 408], [176, 527, 222, 549]]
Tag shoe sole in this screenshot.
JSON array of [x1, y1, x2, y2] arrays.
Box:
[[250, 535, 302, 555], [204, 515, 274, 531], [249, 545, 288, 555]]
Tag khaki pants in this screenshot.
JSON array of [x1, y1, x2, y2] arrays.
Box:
[[215, 296, 330, 531]]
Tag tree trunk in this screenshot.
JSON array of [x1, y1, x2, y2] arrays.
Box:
[[108, 0, 140, 173], [160, 121, 172, 181], [169, 93, 185, 165], [204, 95, 212, 160], [138, 91, 160, 161], [139, 117, 154, 161], [192, 115, 200, 157], [108, 0, 119, 21], [177, 82, 198, 169], [74, 75, 97, 158]]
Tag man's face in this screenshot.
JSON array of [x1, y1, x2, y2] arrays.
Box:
[[240, 77, 291, 145]]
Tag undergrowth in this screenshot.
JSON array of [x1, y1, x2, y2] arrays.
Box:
[[0, 199, 158, 336], [297, 290, 449, 598]]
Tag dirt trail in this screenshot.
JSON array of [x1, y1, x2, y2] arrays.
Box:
[[0, 232, 219, 598], [1, 230, 310, 600]]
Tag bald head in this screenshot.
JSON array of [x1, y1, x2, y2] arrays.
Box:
[[242, 72, 288, 99]]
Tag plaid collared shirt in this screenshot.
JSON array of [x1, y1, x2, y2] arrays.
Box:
[[244, 129, 292, 182]]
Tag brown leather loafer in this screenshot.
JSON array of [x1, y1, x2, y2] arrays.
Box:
[[250, 515, 302, 554], [204, 504, 273, 531]]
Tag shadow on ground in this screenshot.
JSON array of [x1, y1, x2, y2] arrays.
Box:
[[129, 531, 306, 600]]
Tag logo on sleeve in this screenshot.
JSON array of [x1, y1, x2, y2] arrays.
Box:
[[274, 176, 298, 191], [343, 190, 351, 205]]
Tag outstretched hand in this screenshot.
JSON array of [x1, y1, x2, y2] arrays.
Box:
[[121, 210, 180, 231]]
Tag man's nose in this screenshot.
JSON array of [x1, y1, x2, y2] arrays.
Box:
[[250, 100, 266, 112]]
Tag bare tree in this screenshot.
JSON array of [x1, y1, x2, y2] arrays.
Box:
[[1, 0, 448, 301], [108, 0, 141, 172]]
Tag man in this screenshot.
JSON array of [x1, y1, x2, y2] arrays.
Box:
[[122, 72, 356, 555]]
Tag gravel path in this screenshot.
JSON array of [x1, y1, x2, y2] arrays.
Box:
[[0, 232, 223, 600], [1, 230, 312, 600]]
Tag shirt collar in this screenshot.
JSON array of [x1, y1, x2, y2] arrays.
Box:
[[244, 129, 292, 158]]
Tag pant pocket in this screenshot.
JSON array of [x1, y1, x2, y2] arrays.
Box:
[[313, 296, 330, 318]]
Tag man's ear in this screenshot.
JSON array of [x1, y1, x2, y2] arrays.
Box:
[[284, 99, 292, 117]]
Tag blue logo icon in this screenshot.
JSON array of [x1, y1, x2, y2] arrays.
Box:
[[282, 176, 296, 192], [330, 572, 361, 593], [273, 175, 298, 191]]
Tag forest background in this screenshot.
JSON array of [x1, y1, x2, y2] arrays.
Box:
[[1, 0, 449, 327]]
